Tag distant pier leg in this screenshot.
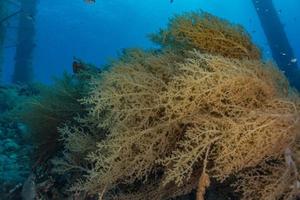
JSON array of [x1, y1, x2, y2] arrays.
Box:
[[252, 0, 300, 90], [0, 2, 7, 81], [12, 0, 37, 84]]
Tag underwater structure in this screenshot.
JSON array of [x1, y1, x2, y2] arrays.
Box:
[[252, 0, 300, 90], [0, 1, 7, 79], [12, 0, 37, 84]]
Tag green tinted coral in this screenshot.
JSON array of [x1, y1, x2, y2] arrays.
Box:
[[19, 72, 88, 165]]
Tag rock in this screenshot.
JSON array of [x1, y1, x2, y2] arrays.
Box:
[[21, 174, 37, 200]]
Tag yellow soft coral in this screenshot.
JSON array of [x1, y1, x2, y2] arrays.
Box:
[[65, 50, 299, 199], [233, 153, 299, 200], [56, 12, 300, 200], [150, 12, 261, 60]]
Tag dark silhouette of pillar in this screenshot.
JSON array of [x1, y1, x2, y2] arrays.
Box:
[[252, 0, 300, 90], [0, 2, 6, 79], [12, 0, 37, 84]]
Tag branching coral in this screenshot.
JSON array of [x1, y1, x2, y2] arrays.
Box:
[[60, 50, 300, 199], [54, 12, 300, 200], [233, 151, 300, 200], [19, 72, 87, 165], [150, 12, 261, 60], [72, 51, 183, 192]]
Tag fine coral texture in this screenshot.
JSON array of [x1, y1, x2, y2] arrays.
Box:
[[55, 12, 300, 200], [63, 50, 299, 199], [150, 12, 261, 60], [233, 152, 299, 200]]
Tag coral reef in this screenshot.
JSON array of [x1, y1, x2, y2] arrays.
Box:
[[64, 49, 299, 199], [0, 86, 33, 199], [19, 12, 300, 200], [19, 72, 89, 166], [150, 12, 261, 60]]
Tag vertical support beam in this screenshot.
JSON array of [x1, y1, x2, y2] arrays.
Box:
[[252, 0, 300, 90], [12, 0, 37, 84], [0, 2, 6, 81]]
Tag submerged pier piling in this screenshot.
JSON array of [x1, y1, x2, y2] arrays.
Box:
[[252, 0, 300, 90], [12, 0, 37, 84]]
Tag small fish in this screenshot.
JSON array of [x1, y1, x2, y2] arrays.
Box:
[[170, 0, 174, 3], [278, 9, 282, 14], [72, 60, 86, 74], [26, 14, 34, 21], [84, 0, 95, 4], [291, 58, 297, 63]]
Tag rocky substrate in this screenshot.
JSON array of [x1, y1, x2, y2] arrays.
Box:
[[0, 122, 33, 199]]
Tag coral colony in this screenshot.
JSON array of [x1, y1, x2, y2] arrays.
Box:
[[4, 12, 300, 200]]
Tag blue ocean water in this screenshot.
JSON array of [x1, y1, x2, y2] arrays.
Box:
[[2, 0, 299, 83]]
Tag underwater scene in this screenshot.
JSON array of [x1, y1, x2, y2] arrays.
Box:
[[0, 0, 300, 199]]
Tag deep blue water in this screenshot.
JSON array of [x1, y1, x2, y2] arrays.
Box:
[[1, 0, 299, 84]]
